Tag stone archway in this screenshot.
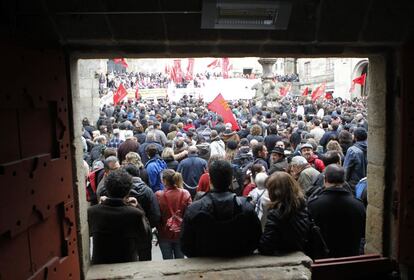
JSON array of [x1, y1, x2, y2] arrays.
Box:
[[352, 59, 369, 98]]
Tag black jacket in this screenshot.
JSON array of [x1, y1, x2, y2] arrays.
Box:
[[308, 186, 366, 258], [88, 198, 152, 264], [129, 177, 161, 228], [259, 204, 311, 255], [180, 191, 262, 257], [164, 157, 179, 171]]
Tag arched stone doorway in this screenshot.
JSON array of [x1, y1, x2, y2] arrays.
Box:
[[352, 59, 369, 98]]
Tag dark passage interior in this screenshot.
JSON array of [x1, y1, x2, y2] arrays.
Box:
[[0, 1, 413, 279]]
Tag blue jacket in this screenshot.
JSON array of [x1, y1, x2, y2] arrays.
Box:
[[145, 155, 167, 192], [177, 154, 207, 188], [343, 141, 367, 189]]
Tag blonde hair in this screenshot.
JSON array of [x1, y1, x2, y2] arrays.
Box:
[[162, 169, 183, 189], [124, 152, 143, 168], [225, 148, 237, 162], [162, 147, 175, 159], [266, 171, 305, 218], [326, 140, 344, 157]]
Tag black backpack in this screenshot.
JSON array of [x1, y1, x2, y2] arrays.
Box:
[[232, 154, 255, 192]]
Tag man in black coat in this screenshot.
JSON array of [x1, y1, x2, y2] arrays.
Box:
[[123, 164, 161, 228], [252, 143, 269, 172], [88, 169, 152, 264], [308, 164, 366, 258], [180, 160, 262, 257]]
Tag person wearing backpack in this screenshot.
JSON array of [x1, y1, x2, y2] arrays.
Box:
[[155, 169, 192, 259], [248, 172, 269, 228], [180, 160, 262, 257]]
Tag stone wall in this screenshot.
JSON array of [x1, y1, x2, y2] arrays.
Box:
[[366, 55, 387, 254], [77, 59, 106, 124], [69, 58, 93, 276], [86, 252, 312, 280]]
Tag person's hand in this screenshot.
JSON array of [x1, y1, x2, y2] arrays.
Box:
[[99, 196, 108, 204], [126, 197, 138, 207]]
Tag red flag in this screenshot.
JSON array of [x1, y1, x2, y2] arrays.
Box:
[[353, 73, 367, 85], [207, 58, 221, 69], [173, 59, 183, 84], [222, 57, 230, 79], [325, 92, 333, 99], [311, 83, 326, 101], [164, 64, 171, 75], [280, 86, 287, 97], [280, 83, 292, 97], [349, 73, 367, 92], [302, 87, 309, 96], [185, 58, 195, 81], [113, 83, 128, 105], [207, 93, 239, 130], [113, 58, 128, 68]]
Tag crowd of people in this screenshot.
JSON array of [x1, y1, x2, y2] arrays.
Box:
[[99, 70, 298, 97], [82, 94, 368, 264]]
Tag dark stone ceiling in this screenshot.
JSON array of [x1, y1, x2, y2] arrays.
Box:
[[1, 0, 414, 56]]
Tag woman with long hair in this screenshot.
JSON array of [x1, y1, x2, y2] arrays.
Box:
[[259, 171, 311, 255], [155, 169, 192, 259], [123, 152, 149, 185], [161, 147, 179, 171]]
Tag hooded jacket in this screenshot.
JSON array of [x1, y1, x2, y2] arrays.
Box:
[[343, 141, 367, 189], [145, 155, 167, 192]]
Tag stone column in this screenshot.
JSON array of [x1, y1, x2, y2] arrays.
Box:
[[366, 55, 387, 255], [258, 58, 277, 80]]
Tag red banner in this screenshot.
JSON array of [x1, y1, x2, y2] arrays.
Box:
[[113, 83, 128, 104], [302, 87, 309, 96], [113, 58, 128, 68], [173, 59, 183, 84], [311, 83, 326, 101], [185, 58, 195, 81], [222, 57, 230, 79], [207, 93, 239, 130]]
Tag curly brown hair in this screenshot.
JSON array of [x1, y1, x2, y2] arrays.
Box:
[[250, 124, 262, 136]]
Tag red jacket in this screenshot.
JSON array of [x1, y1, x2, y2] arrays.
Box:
[[308, 155, 325, 172], [156, 188, 192, 240], [183, 123, 195, 132], [197, 172, 210, 193], [242, 183, 256, 197]]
